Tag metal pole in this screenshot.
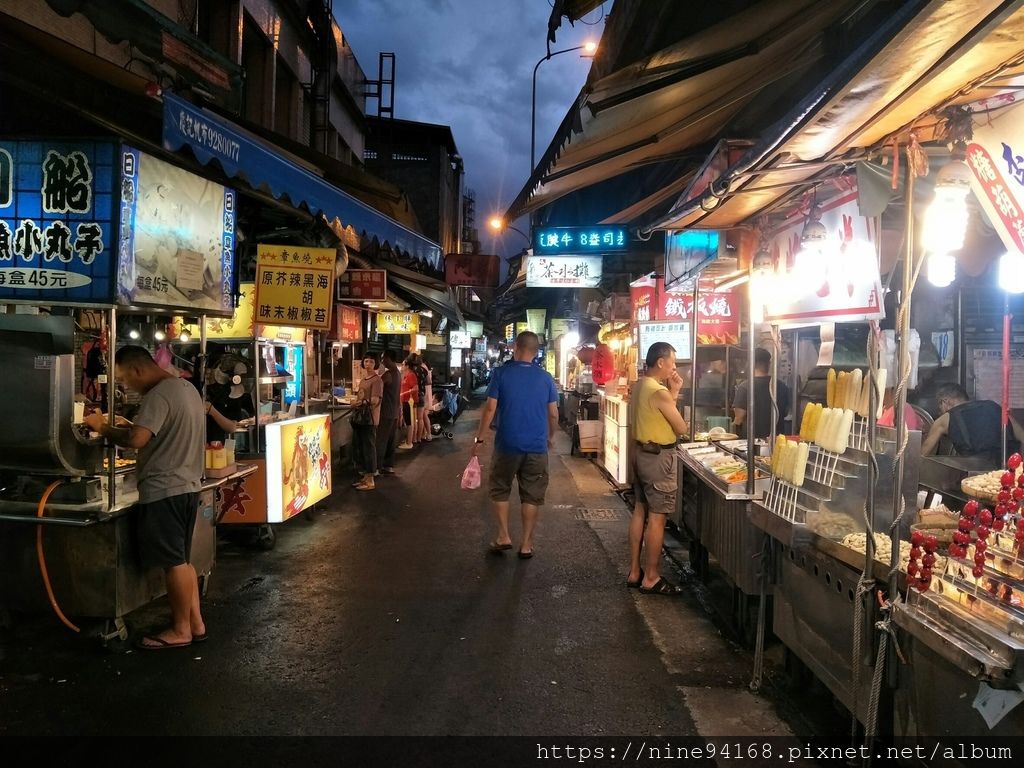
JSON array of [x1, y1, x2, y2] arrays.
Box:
[[790, 330, 800, 434], [531, 56, 543, 173], [746, 304, 756, 495], [890, 166, 915, 595], [1003, 293, 1011, 461], [199, 315, 208, 403], [254, 338, 261, 454], [690, 281, 699, 437], [106, 307, 117, 512]]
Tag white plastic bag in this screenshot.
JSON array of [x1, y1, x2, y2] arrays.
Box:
[[461, 456, 481, 490]]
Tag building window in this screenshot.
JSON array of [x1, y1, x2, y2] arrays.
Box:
[[242, 15, 270, 127]]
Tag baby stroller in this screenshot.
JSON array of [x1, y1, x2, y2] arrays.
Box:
[[428, 384, 468, 439]]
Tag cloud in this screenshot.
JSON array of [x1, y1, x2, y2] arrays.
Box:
[[338, 0, 604, 255]]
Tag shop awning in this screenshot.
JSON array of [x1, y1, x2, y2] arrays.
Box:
[[645, 0, 1024, 232], [162, 92, 443, 267], [507, 0, 871, 222], [383, 264, 465, 328]]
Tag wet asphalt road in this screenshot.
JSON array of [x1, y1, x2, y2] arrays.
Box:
[[0, 407, 699, 738]]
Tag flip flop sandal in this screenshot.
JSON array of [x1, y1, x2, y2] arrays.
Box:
[[517, 550, 534, 559], [192, 633, 209, 644], [136, 635, 192, 651], [626, 568, 644, 588], [488, 541, 513, 555], [639, 578, 683, 596]]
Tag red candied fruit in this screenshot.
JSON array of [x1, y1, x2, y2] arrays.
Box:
[[907, 561, 919, 577], [924, 534, 939, 552], [958, 518, 973, 532], [1002, 472, 1015, 488], [953, 531, 970, 546], [1017, 517, 1024, 531], [923, 553, 936, 567], [910, 530, 925, 547], [975, 552, 987, 565], [981, 510, 994, 526], [976, 539, 988, 553], [976, 526, 990, 540], [994, 518, 1006, 532], [910, 546, 922, 559], [1009, 453, 1023, 470], [964, 500, 980, 517], [972, 565, 985, 578], [998, 489, 1012, 503], [919, 567, 933, 581], [1013, 488, 1024, 502]]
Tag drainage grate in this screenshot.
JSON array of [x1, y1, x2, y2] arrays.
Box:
[[573, 507, 626, 521]]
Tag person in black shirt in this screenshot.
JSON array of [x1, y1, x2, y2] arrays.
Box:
[[922, 382, 1021, 461], [732, 348, 791, 439]]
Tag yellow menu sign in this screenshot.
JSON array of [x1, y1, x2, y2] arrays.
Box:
[[376, 312, 420, 334], [254, 245, 334, 330]]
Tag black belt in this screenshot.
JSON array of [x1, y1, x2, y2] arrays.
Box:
[[636, 440, 677, 449]]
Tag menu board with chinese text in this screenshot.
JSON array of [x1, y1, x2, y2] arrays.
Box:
[[254, 244, 334, 330]]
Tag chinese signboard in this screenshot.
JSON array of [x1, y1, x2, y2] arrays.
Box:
[[664, 230, 721, 291], [0, 140, 116, 304], [465, 320, 484, 338], [505, 323, 515, 343], [201, 281, 254, 339], [449, 330, 472, 348], [516, 321, 528, 337], [118, 147, 235, 314], [639, 322, 692, 362], [254, 244, 334, 330], [630, 276, 740, 344], [265, 414, 332, 523], [550, 318, 573, 341], [283, 344, 304, 404], [526, 308, 546, 336], [762, 189, 883, 325], [533, 226, 627, 255], [337, 268, 387, 301], [332, 305, 363, 342], [445, 253, 500, 287], [376, 312, 419, 334], [966, 100, 1024, 259], [525, 255, 603, 288]]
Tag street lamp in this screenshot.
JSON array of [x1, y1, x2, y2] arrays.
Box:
[[488, 216, 530, 245], [531, 41, 597, 172]]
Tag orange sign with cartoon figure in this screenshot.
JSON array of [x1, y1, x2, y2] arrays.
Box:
[[265, 414, 332, 522]]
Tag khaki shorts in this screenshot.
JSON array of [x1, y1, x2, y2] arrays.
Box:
[[489, 450, 549, 506], [632, 448, 678, 516]]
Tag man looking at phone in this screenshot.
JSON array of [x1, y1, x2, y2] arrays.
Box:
[[627, 342, 689, 596]]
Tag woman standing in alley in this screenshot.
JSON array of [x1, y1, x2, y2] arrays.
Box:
[[399, 356, 419, 449], [418, 356, 435, 443], [352, 353, 383, 491]]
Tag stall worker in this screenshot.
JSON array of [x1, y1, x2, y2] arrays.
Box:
[[921, 382, 1020, 461], [732, 348, 790, 439], [83, 346, 206, 650], [627, 341, 688, 596]]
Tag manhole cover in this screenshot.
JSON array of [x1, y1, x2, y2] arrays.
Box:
[[573, 507, 625, 521]]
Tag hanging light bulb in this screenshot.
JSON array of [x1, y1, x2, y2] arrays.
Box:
[[999, 251, 1024, 294], [750, 244, 774, 324], [154, 328, 166, 342], [926, 252, 957, 288], [179, 328, 191, 343], [795, 215, 829, 295], [922, 145, 972, 255], [128, 328, 141, 340]]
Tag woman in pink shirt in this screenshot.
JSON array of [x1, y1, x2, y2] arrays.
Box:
[[877, 387, 923, 431]]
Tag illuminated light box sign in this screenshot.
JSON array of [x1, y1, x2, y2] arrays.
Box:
[[525, 255, 603, 288], [254, 244, 334, 330], [533, 226, 627, 255], [664, 230, 722, 291], [376, 312, 419, 334], [449, 330, 472, 349], [0, 140, 117, 304], [337, 269, 387, 301], [638, 321, 692, 363], [264, 414, 332, 523], [118, 146, 236, 314], [465, 320, 484, 338]]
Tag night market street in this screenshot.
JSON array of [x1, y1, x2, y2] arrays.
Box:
[[0, 404, 832, 745]]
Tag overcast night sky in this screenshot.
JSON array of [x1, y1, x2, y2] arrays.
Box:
[[339, 0, 608, 256]]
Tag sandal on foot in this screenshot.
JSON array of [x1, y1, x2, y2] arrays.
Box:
[[626, 568, 644, 588], [517, 550, 534, 559], [639, 578, 683, 596], [488, 541, 513, 554], [192, 632, 208, 644], [136, 635, 192, 651]]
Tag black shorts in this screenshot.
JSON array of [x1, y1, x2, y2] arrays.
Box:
[[136, 492, 199, 569], [402, 402, 413, 423]]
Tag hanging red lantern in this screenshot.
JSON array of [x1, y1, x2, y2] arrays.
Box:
[[591, 343, 615, 385]]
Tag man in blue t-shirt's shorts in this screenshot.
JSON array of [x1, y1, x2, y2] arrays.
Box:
[[472, 331, 559, 559]]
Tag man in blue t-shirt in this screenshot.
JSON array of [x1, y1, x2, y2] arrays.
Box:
[[473, 331, 559, 559]]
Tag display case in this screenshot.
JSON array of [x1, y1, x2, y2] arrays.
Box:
[[680, 344, 747, 434]]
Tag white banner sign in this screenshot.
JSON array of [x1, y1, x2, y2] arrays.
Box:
[[638, 321, 692, 362], [763, 189, 884, 325], [449, 330, 471, 349], [525, 255, 602, 288], [966, 99, 1024, 256]]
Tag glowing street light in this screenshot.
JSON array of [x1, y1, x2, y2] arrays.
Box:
[[532, 41, 598, 171]]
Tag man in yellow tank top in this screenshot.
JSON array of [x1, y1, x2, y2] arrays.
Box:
[[628, 342, 689, 595]]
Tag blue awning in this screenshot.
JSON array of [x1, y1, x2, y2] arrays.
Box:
[[162, 92, 441, 266]]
